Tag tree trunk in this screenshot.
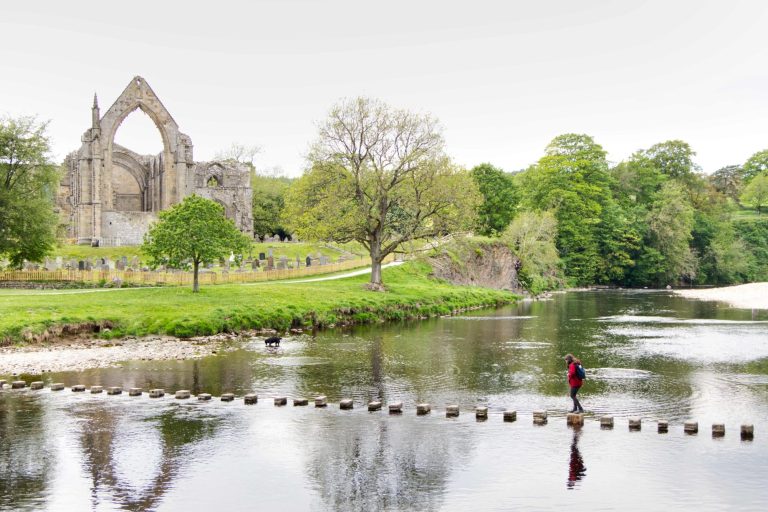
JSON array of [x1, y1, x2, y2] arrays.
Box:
[[367, 238, 385, 291], [193, 259, 200, 293]]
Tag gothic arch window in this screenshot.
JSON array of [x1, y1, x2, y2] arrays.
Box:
[[206, 175, 222, 188]]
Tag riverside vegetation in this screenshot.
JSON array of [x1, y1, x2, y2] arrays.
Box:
[[0, 261, 516, 345]]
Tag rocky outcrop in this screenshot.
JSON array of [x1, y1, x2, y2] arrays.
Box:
[[428, 241, 522, 291]]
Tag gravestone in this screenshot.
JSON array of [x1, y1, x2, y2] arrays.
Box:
[[276, 259, 286, 270], [252, 259, 260, 270], [78, 260, 85, 271], [259, 252, 266, 261], [296, 256, 301, 268], [306, 256, 312, 267], [267, 256, 274, 270], [116, 259, 126, 271], [268, 248, 273, 257], [130, 256, 140, 269], [55, 256, 63, 268], [319, 255, 329, 265]]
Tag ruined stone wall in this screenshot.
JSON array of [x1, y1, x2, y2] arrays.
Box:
[[101, 212, 158, 245], [60, 76, 254, 245]]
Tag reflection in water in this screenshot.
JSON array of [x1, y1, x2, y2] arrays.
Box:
[[75, 404, 220, 511], [304, 414, 474, 511], [1, 291, 767, 510], [567, 427, 586, 489], [0, 394, 54, 510]]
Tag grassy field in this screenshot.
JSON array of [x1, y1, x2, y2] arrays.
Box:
[[0, 262, 517, 344], [732, 208, 765, 222]]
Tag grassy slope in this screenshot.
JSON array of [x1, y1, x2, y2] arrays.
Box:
[[0, 262, 517, 344]]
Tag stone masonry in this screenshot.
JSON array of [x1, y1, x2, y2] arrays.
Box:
[[58, 76, 253, 245]]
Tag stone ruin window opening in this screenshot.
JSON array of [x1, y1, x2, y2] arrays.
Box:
[[112, 108, 165, 212], [113, 108, 164, 156], [207, 175, 222, 188]]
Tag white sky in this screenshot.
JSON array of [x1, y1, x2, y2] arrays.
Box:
[[2, 0, 768, 176]]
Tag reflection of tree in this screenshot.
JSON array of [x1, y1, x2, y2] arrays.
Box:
[[0, 394, 55, 510], [567, 427, 586, 489], [76, 406, 220, 511], [304, 414, 474, 511]]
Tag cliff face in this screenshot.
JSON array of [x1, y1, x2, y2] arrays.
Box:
[[428, 242, 522, 292]]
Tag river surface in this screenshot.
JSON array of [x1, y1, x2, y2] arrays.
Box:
[[1, 290, 768, 511]]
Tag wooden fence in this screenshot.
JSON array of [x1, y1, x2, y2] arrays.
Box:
[[0, 255, 395, 287]]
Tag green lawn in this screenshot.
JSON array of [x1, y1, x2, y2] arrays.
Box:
[[732, 208, 765, 222], [0, 262, 516, 344]]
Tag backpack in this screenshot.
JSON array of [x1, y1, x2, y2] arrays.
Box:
[[576, 364, 586, 380]]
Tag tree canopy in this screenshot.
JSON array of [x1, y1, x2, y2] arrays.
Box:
[[470, 163, 517, 236], [283, 97, 479, 289], [141, 195, 251, 292], [0, 116, 58, 268]]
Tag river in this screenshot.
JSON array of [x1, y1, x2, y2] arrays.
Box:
[[1, 290, 767, 511]]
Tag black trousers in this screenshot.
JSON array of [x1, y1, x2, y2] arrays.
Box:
[[570, 386, 583, 412]]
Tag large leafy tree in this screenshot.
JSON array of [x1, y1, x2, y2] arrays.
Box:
[[639, 182, 696, 285], [743, 150, 768, 183], [518, 134, 630, 285], [501, 210, 561, 293], [643, 140, 700, 180], [741, 173, 768, 215], [142, 195, 251, 292], [0, 116, 58, 268], [251, 173, 292, 239], [709, 165, 745, 203], [470, 163, 517, 236], [283, 97, 479, 289]]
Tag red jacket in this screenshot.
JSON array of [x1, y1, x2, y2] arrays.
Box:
[[568, 362, 583, 388]]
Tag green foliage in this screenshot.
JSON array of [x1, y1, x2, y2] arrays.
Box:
[[141, 195, 251, 292], [518, 134, 628, 285], [733, 219, 768, 281], [709, 165, 745, 203], [740, 173, 768, 215], [743, 149, 768, 183], [284, 97, 480, 287], [500, 210, 562, 293], [0, 116, 58, 267], [637, 182, 696, 285], [643, 140, 700, 180], [470, 163, 517, 235], [251, 173, 292, 238]]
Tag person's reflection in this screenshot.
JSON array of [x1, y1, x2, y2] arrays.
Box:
[[567, 426, 587, 489]]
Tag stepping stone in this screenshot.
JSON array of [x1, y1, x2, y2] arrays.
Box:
[[91, 386, 104, 394], [149, 388, 164, 398], [244, 394, 258, 405]]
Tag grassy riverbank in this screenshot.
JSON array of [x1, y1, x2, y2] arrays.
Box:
[[0, 262, 517, 345]]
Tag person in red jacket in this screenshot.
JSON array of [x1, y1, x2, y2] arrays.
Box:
[[564, 354, 584, 413]]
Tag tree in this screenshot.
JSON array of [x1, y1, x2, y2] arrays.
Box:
[[283, 97, 479, 289], [709, 165, 745, 203], [251, 174, 292, 239], [470, 163, 517, 236], [741, 173, 768, 215], [141, 195, 251, 292], [501, 210, 561, 293], [214, 143, 261, 169], [643, 140, 700, 180], [0, 116, 58, 268], [743, 150, 768, 183], [643, 182, 696, 285], [518, 134, 626, 285]]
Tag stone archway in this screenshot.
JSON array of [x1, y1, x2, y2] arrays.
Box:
[[99, 77, 184, 212]]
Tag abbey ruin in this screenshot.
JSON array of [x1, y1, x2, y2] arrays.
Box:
[[58, 76, 253, 245]]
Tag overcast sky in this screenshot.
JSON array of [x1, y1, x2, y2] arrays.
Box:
[[2, 0, 768, 176]]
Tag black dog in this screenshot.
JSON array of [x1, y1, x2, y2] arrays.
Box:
[[264, 336, 282, 347]]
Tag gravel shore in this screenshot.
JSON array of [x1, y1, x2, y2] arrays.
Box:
[[674, 282, 768, 310], [0, 334, 239, 375]]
